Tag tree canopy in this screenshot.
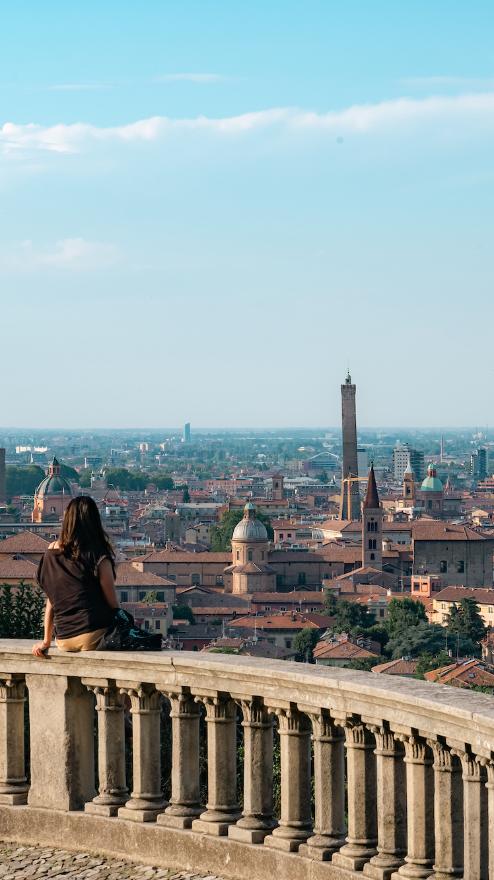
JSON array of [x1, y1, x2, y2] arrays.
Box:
[[384, 597, 427, 638], [446, 599, 487, 646], [105, 469, 174, 492], [5, 465, 44, 498], [386, 621, 448, 660], [332, 599, 375, 633], [293, 627, 320, 663], [210, 509, 274, 552]]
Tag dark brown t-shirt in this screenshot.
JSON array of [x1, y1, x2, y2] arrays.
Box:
[[37, 549, 114, 639]]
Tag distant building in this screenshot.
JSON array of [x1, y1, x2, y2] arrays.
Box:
[[430, 586, 494, 629], [357, 447, 369, 478], [412, 521, 494, 587], [392, 444, 424, 483], [183, 423, 191, 444], [470, 448, 488, 483], [362, 464, 383, 570]]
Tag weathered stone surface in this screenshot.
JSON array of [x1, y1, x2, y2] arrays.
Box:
[[0, 843, 227, 880]]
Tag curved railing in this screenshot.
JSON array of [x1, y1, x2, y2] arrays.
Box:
[[0, 640, 493, 880]]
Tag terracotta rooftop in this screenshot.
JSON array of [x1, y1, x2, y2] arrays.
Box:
[[0, 532, 50, 555], [313, 638, 380, 661], [229, 612, 335, 631], [425, 659, 494, 688], [0, 556, 38, 579], [412, 522, 487, 542], [433, 586, 494, 605], [138, 550, 232, 563], [372, 657, 419, 676], [115, 562, 176, 588]]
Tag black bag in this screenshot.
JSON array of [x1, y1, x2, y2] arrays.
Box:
[[100, 608, 163, 651]]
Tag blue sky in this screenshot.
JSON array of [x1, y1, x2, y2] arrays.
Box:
[[1, 1, 494, 428]]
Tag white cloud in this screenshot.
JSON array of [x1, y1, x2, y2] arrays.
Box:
[[0, 238, 120, 271], [1, 92, 494, 157]]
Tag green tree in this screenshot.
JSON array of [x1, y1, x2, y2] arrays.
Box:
[[385, 597, 427, 638], [386, 622, 447, 660], [5, 465, 44, 499], [105, 468, 147, 491], [323, 591, 338, 616], [182, 487, 191, 503], [447, 599, 487, 646], [333, 600, 375, 633], [347, 657, 380, 672], [0, 582, 45, 638], [172, 605, 196, 624], [210, 509, 274, 551], [293, 627, 320, 663], [78, 469, 92, 488], [414, 650, 452, 679]]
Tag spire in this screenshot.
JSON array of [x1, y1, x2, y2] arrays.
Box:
[[404, 455, 414, 478], [363, 463, 380, 509]]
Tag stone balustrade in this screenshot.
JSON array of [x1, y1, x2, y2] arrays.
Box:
[[0, 640, 493, 880]]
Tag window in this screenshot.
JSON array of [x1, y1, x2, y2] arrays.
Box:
[[236, 550, 240, 560], [379, 609, 385, 618], [456, 561, 464, 574], [488, 606, 494, 614], [298, 572, 306, 586], [144, 620, 150, 630], [167, 574, 176, 581], [155, 620, 161, 630], [139, 591, 146, 601], [440, 561, 448, 574], [288, 533, 292, 539], [248, 550, 253, 562], [156, 591, 165, 602], [120, 591, 128, 603], [279, 533, 284, 540], [261, 552, 265, 561], [281, 606, 286, 612], [370, 552, 375, 561], [215, 575, 224, 586], [285, 639, 292, 648], [367, 521, 377, 533], [368, 539, 376, 550], [191, 574, 200, 585]]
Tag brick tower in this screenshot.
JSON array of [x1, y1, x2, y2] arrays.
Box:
[[340, 372, 361, 520], [362, 464, 383, 569]]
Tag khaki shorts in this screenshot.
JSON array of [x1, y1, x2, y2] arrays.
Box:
[[56, 627, 107, 652]]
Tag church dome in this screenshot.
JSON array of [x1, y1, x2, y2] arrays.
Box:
[[36, 458, 73, 498], [421, 463, 443, 493], [232, 503, 268, 543]]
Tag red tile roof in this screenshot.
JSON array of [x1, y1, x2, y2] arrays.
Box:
[[0, 532, 50, 554]]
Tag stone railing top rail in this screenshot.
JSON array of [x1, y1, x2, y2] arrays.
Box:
[[1, 640, 494, 757]]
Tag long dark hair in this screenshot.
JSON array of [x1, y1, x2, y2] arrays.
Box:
[[59, 496, 115, 576]]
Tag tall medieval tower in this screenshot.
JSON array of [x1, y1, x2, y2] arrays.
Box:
[[340, 372, 361, 520], [362, 464, 383, 569]]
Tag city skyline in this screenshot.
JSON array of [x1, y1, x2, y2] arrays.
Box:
[[2, 2, 494, 428]]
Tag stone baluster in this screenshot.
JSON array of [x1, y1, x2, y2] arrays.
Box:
[[390, 734, 434, 880], [452, 749, 488, 880], [157, 688, 202, 829], [27, 674, 95, 811], [191, 693, 240, 835], [332, 717, 378, 872], [298, 708, 346, 861], [0, 675, 28, 805], [82, 680, 128, 817], [117, 684, 165, 822], [229, 696, 275, 843], [363, 726, 407, 880], [486, 761, 494, 880], [264, 704, 312, 853], [427, 740, 463, 880]]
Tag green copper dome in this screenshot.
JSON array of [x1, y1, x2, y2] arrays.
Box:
[[36, 474, 72, 498], [421, 463, 443, 493]]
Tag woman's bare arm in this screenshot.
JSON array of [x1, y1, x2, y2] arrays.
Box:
[[98, 558, 120, 609], [32, 599, 54, 657]]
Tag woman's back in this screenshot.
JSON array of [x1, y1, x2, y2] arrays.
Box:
[[37, 549, 114, 640]]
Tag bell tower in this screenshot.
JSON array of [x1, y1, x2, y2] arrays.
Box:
[[362, 464, 383, 569]]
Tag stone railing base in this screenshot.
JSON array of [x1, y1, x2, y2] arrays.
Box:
[[0, 806, 362, 880]]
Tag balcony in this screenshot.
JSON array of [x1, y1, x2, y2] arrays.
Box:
[[0, 640, 493, 879]]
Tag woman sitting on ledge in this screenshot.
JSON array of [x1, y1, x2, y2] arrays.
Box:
[[32, 496, 119, 656]]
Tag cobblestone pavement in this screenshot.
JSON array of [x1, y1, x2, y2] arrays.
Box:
[[0, 843, 228, 880]]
